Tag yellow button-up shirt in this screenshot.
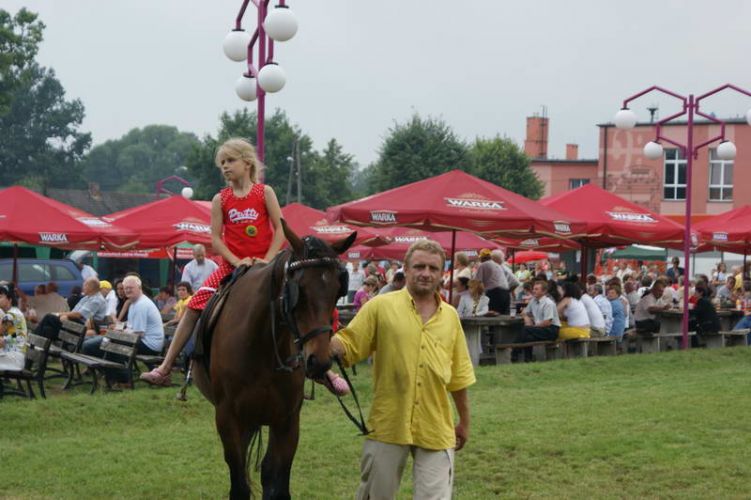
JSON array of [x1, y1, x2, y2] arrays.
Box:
[[335, 288, 476, 450]]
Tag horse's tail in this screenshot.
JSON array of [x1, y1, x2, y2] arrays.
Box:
[[247, 427, 263, 497]]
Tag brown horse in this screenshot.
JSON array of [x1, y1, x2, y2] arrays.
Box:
[[192, 220, 355, 499]]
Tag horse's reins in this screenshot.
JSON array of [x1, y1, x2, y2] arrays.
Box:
[[268, 247, 370, 435]]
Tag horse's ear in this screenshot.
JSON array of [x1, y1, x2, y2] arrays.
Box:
[[331, 231, 357, 255], [281, 218, 304, 255]]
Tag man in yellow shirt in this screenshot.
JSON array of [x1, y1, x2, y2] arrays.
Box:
[[331, 240, 475, 499]]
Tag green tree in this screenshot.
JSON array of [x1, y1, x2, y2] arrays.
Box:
[[305, 138, 357, 209], [80, 125, 199, 192], [367, 114, 469, 193], [0, 8, 90, 189], [468, 136, 544, 199], [186, 108, 311, 201]]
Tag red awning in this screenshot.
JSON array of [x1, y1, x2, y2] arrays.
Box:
[[508, 250, 549, 264], [349, 227, 502, 261], [327, 170, 585, 239], [540, 183, 684, 248], [692, 205, 751, 253], [0, 186, 137, 250], [281, 203, 383, 246], [104, 195, 212, 248]]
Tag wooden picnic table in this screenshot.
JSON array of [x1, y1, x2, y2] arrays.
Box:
[[655, 308, 743, 334], [461, 315, 524, 366]]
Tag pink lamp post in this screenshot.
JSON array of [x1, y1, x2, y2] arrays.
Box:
[[223, 1, 298, 178], [614, 84, 751, 349]]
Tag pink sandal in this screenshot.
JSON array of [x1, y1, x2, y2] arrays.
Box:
[[140, 367, 172, 387], [318, 371, 350, 396]]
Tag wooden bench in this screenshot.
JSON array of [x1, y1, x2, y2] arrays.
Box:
[[581, 337, 619, 357], [0, 333, 52, 399], [636, 331, 695, 353], [494, 341, 560, 364], [703, 329, 750, 349], [46, 320, 87, 381], [61, 330, 140, 393]]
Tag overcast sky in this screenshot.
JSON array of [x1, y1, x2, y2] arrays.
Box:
[[6, 0, 751, 167]]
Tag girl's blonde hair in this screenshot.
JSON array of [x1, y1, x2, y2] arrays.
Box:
[[214, 137, 262, 182]]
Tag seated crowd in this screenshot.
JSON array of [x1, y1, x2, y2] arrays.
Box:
[[0, 268, 195, 382]]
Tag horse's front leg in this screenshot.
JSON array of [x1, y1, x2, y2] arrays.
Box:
[[216, 406, 254, 500], [261, 411, 300, 500]]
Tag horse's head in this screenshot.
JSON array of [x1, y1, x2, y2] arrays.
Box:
[[281, 219, 356, 380]]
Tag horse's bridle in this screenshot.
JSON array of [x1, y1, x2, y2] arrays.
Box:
[[268, 241, 348, 372]]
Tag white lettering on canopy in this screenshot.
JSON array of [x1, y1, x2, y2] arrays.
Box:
[[370, 211, 397, 224], [445, 198, 505, 210], [606, 211, 657, 223], [39, 232, 69, 243]]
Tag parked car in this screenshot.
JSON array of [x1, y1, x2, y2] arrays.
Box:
[[0, 258, 84, 297]]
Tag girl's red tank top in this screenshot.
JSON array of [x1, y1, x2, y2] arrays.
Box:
[[220, 184, 273, 261]]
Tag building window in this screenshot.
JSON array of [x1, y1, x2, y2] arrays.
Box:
[[663, 148, 686, 200], [569, 178, 590, 189], [708, 148, 733, 201]]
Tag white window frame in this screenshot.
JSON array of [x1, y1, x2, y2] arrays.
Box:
[[663, 148, 686, 201], [708, 148, 733, 201], [569, 178, 590, 189]]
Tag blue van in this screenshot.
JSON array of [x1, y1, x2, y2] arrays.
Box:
[[0, 258, 84, 297]]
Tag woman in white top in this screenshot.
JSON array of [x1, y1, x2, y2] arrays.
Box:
[[457, 279, 490, 318], [556, 282, 590, 340]]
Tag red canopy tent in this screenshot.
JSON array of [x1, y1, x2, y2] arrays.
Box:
[[104, 195, 212, 248], [281, 203, 383, 246], [0, 186, 138, 250], [0, 186, 138, 283], [540, 183, 684, 247], [328, 170, 585, 238], [539, 183, 685, 279], [692, 205, 751, 253], [508, 250, 549, 265], [344, 227, 502, 261]]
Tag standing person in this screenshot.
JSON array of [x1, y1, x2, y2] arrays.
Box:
[[0, 284, 28, 372], [474, 248, 515, 314], [141, 138, 286, 386], [513, 279, 561, 362], [666, 257, 684, 284], [76, 258, 98, 281], [712, 262, 728, 286], [180, 244, 219, 294], [353, 275, 378, 313], [347, 261, 364, 304], [330, 240, 475, 499]]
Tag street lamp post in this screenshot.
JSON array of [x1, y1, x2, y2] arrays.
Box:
[[223, 0, 298, 177], [155, 175, 192, 199], [614, 84, 751, 349]]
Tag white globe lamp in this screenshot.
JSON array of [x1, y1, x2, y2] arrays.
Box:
[[716, 140, 737, 160], [181, 187, 194, 199], [258, 62, 286, 93], [614, 108, 637, 129], [235, 75, 258, 101], [643, 141, 663, 160], [223, 30, 251, 62], [264, 5, 298, 42]]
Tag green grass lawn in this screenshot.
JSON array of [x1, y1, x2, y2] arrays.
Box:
[[2, 348, 750, 499]]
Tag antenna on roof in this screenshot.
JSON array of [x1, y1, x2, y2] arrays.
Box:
[[647, 105, 659, 123]]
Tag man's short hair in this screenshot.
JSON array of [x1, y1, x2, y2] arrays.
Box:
[[404, 240, 445, 268], [123, 275, 142, 289], [490, 249, 505, 262]]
